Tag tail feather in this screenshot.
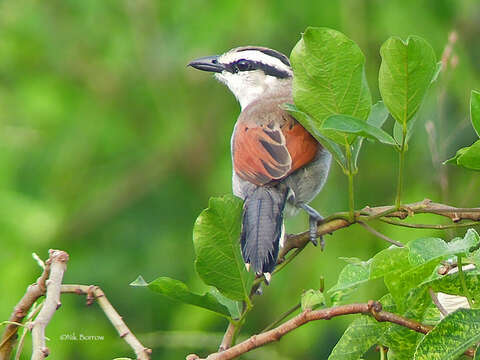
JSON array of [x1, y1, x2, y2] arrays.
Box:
[[240, 185, 288, 274]]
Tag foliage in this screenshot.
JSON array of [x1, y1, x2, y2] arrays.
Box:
[[1, 1, 479, 359], [445, 90, 480, 171], [144, 26, 480, 360]]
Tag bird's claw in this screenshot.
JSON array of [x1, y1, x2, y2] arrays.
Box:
[[300, 203, 325, 250]]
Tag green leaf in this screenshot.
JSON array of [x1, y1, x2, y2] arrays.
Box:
[[209, 288, 242, 319], [323, 114, 396, 145], [328, 315, 384, 360], [370, 234, 479, 310], [444, 140, 480, 171], [380, 288, 430, 359], [193, 195, 253, 302], [328, 258, 371, 304], [329, 294, 394, 360], [471, 90, 480, 138], [291, 27, 371, 144], [301, 289, 325, 310], [379, 36, 437, 125], [352, 101, 390, 168], [422, 267, 480, 301], [414, 309, 480, 360], [148, 277, 232, 319], [284, 103, 347, 170], [369, 246, 409, 280], [130, 275, 148, 287], [457, 140, 480, 171]]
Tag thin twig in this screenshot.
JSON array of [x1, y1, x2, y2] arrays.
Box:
[[428, 288, 449, 317], [357, 221, 404, 247], [380, 217, 479, 230], [15, 302, 43, 360], [261, 302, 301, 332], [31, 249, 69, 360], [186, 300, 476, 360], [61, 284, 152, 360]]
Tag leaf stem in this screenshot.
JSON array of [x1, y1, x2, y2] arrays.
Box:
[[457, 255, 474, 308], [395, 122, 407, 209], [380, 345, 386, 360], [345, 142, 355, 222]]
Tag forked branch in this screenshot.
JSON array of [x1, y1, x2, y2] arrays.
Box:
[[279, 198, 480, 259], [187, 300, 474, 360]]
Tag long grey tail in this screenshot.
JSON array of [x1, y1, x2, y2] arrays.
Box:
[[240, 185, 288, 275]]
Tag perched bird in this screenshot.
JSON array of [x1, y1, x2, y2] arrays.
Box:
[[189, 46, 331, 281]]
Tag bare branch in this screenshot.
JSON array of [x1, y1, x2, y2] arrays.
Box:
[[61, 284, 152, 360], [280, 199, 480, 259], [0, 252, 53, 360], [31, 250, 69, 360], [186, 300, 474, 360], [218, 322, 236, 351]]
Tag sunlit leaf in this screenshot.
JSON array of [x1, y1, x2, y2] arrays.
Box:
[[291, 27, 371, 144], [379, 36, 436, 125], [414, 309, 480, 360]]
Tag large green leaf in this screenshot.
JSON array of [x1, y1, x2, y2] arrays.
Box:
[[291, 27, 371, 144], [193, 195, 253, 302], [370, 234, 479, 310], [148, 277, 232, 319], [323, 114, 395, 145], [379, 36, 436, 126], [471, 90, 480, 138], [414, 309, 480, 360]]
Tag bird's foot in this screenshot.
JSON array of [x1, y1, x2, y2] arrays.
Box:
[[299, 203, 325, 250]]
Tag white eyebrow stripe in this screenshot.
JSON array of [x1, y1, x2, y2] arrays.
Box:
[[219, 50, 292, 75]]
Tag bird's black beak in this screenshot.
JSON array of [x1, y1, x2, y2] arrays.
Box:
[[188, 55, 225, 73]]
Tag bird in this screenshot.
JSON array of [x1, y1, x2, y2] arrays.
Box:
[[188, 46, 331, 282]]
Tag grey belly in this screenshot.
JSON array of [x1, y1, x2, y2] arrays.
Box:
[[232, 147, 332, 216]]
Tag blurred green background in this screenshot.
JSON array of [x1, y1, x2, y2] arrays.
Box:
[[1, 0, 479, 359]]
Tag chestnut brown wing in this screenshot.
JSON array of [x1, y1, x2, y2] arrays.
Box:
[[232, 118, 318, 186]]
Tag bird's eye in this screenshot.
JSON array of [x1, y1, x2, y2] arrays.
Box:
[[236, 59, 252, 71]]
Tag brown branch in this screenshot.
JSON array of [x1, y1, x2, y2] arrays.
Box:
[[218, 322, 236, 352], [186, 300, 474, 360], [31, 250, 69, 360], [61, 284, 152, 360], [0, 253, 53, 360], [280, 199, 480, 260]]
